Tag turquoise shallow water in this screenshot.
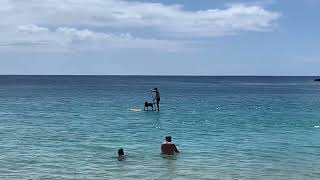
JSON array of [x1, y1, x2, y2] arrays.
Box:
[[0, 76, 320, 179]]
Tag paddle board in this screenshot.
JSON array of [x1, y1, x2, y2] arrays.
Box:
[[129, 108, 143, 112]]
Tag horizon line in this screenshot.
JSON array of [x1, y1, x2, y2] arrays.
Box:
[[0, 74, 318, 77]]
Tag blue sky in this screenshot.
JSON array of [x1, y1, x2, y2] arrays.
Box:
[[0, 0, 319, 75]]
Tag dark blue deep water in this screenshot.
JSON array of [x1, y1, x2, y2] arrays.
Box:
[[0, 76, 320, 179]]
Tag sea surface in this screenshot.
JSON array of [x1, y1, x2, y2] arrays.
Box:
[[0, 76, 320, 180]]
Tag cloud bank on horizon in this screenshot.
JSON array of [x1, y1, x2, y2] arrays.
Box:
[[0, 0, 280, 51]]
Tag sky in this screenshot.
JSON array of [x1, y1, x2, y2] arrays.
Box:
[[0, 0, 319, 75]]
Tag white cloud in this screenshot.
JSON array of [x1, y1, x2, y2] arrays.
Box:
[[0, 25, 182, 51], [17, 24, 49, 33], [54, 27, 182, 50], [0, 0, 280, 51], [0, 0, 280, 36]]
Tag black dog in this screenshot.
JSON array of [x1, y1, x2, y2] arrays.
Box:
[[144, 101, 154, 111]]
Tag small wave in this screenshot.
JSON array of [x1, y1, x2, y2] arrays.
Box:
[[314, 125, 320, 128]]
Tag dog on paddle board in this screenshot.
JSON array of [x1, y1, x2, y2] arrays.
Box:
[[144, 101, 154, 111]]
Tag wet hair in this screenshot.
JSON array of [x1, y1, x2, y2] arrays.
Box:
[[118, 148, 124, 156], [165, 136, 172, 142], [154, 88, 158, 90]]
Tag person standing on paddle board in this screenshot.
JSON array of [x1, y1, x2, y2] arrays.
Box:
[[152, 88, 160, 111]]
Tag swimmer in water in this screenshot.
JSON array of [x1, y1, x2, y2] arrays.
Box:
[[161, 136, 179, 155], [118, 148, 126, 160]]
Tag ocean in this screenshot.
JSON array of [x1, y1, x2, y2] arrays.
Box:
[[0, 76, 319, 179]]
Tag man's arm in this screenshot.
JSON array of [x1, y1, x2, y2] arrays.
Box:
[[161, 144, 165, 153], [174, 144, 180, 153]]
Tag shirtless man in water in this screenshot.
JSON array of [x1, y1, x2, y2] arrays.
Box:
[[161, 136, 180, 155]]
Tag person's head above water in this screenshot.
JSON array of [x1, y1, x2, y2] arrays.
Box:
[[154, 88, 158, 91], [165, 136, 172, 142], [118, 148, 124, 156]]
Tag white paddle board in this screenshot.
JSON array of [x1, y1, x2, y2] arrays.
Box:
[[129, 108, 143, 112]]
